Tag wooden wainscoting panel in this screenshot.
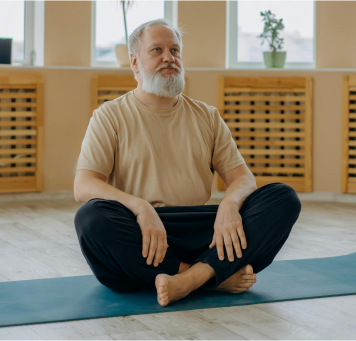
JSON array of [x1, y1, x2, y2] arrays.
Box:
[[341, 76, 356, 193], [91, 75, 137, 113], [217, 76, 313, 192], [0, 73, 43, 193], [91, 75, 188, 114]]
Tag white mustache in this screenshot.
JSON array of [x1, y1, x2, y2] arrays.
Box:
[[156, 63, 181, 73]]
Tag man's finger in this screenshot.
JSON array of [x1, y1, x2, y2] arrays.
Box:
[[209, 234, 216, 248], [160, 243, 168, 263], [142, 233, 150, 258], [146, 234, 157, 265], [153, 238, 164, 267], [238, 227, 247, 249], [223, 233, 235, 262], [216, 234, 224, 260], [231, 231, 242, 258]]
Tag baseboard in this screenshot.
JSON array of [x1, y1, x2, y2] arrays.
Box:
[[0, 190, 355, 204], [0, 190, 75, 203], [210, 190, 356, 204]]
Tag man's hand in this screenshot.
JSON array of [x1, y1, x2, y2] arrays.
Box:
[[209, 200, 247, 262], [136, 203, 169, 267]]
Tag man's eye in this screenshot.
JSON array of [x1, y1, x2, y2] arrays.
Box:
[[154, 48, 160, 51]]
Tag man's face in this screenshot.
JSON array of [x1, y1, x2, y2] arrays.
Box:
[[131, 24, 185, 98], [137, 24, 183, 77]]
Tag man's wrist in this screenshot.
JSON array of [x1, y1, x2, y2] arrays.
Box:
[[131, 198, 152, 215], [220, 198, 243, 210]]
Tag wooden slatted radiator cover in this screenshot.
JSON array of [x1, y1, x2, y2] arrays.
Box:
[[91, 75, 188, 113], [341, 76, 356, 193], [0, 73, 43, 194], [217, 77, 313, 193], [91, 75, 137, 113]]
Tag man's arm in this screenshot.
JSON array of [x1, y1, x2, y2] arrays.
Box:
[[209, 164, 257, 260], [219, 164, 257, 210], [74, 169, 147, 216], [74, 169, 170, 267]]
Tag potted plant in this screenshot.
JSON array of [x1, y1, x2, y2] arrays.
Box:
[[257, 10, 286, 68], [115, 0, 134, 67]]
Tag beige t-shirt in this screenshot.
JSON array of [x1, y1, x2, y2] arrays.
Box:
[[76, 90, 246, 207]]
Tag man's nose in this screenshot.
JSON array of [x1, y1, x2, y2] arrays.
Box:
[[162, 49, 175, 63]]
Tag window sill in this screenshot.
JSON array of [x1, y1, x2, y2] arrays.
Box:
[[2, 64, 356, 72], [0, 64, 133, 70]]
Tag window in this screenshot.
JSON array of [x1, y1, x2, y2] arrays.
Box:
[[227, 1, 315, 68], [0, 1, 25, 62], [0, 1, 44, 66], [92, 0, 177, 66]]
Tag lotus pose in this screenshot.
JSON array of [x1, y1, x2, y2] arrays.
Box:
[[74, 18, 301, 307]]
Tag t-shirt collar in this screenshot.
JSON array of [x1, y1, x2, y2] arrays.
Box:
[[130, 89, 183, 116]]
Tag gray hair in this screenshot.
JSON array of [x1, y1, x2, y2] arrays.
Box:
[[128, 18, 184, 58]]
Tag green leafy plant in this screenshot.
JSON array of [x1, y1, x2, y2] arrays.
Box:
[[257, 10, 285, 52]]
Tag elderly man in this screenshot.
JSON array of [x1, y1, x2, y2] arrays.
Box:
[[74, 18, 301, 307]]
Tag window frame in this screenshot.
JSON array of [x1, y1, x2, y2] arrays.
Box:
[[226, 0, 316, 69], [91, 0, 178, 68], [8, 1, 44, 66], [7, 0, 33, 65]]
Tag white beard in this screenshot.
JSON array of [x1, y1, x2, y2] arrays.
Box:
[[138, 61, 185, 98]]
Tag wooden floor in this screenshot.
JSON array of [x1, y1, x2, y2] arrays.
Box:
[[0, 198, 356, 339]]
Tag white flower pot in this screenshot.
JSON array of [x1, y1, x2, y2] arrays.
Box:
[[115, 44, 130, 67], [263, 51, 286, 68]]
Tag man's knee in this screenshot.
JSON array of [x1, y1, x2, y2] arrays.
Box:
[[272, 183, 302, 216], [74, 198, 141, 246], [74, 199, 109, 239]]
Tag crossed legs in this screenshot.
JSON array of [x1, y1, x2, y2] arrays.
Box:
[[74, 182, 301, 306]]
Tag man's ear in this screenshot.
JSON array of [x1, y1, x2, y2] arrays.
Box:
[[131, 54, 139, 76]]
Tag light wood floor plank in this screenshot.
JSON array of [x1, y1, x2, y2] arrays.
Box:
[[196, 305, 324, 340], [192, 307, 272, 339], [132, 311, 246, 339], [0, 325, 43, 340], [317, 295, 356, 318], [0, 247, 62, 281], [255, 298, 356, 339], [28, 316, 152, 340], [0, 221, 91, 277], [1, 205, 82, 252], [109, 330, 178, 340]]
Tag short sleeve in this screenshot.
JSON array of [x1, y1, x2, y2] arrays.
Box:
[[211, 108, 246, 175], [76, 106, 117, 177]]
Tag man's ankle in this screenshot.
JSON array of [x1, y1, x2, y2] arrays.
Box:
[[178, 262, 216, 292], [178, 262, 191, 274]]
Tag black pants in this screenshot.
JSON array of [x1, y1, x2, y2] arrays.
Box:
[[74, 182, 301, 292]]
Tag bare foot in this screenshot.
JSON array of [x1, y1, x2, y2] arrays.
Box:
[[209, 264, 257, 293], [155, 273, 191, 307]]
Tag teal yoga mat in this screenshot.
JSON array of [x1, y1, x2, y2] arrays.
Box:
[[1, 252, 356, 328]]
